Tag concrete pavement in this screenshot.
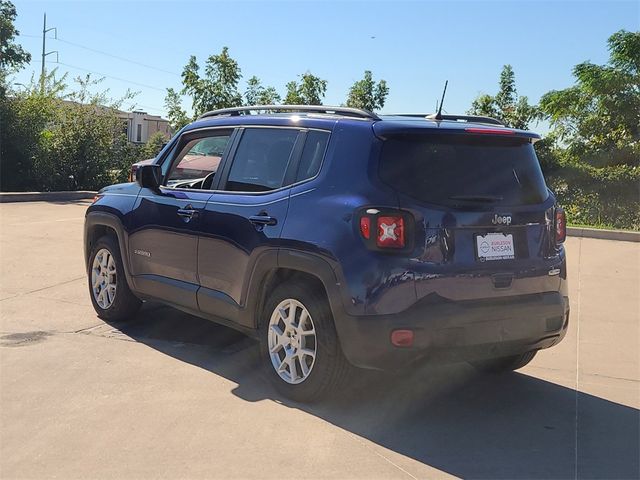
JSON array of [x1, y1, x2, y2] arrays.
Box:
[[1, 200, 638, 479]]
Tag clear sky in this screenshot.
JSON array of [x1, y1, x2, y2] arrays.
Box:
[[11, 0, 640, 122]]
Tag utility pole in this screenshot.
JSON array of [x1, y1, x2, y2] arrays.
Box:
[[40, 13, 58, 93]]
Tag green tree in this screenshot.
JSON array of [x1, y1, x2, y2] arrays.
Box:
[[469, 65, 539, 129], [540, 30, 640, 167], [1, 71, 148, 191], [244, 76, 281, 106], [284, 72, 327, 105], [140, 131, 167, 159], [0, 71, 66, 190], [284, 81, 303, 104], [164, 87, 190, 131], [179, 47, 242, 116], [345, 70, 389, 111], [35, 75, 139, 190], [469, 93, 499, 119], [0, 1, 31, 72], [495, 65, 516, 114], [0, 1, 31, 97]]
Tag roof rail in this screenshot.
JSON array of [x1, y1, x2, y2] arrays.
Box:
[[197, 105, 380, 121], [389, 113, 505, 126]]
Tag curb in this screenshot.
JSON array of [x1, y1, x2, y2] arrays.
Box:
[[567, 226, 639, 243], [0, 191, 97, 203]]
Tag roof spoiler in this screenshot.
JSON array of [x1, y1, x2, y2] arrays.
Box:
[[393, 113, 505, 127]]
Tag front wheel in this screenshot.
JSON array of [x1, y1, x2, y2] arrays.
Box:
[[88, 235, 141, 322], [259, 281, 351, 402], [471, 350, 537, 374]]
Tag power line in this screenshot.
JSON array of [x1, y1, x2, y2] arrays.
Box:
[[48, 60, 168, 92], [19, 32, 181, 77], [126, 103, 167, 113], [21, 33, 169, 114], [42, 60, 167, 112], [55, 37, 181, 77]]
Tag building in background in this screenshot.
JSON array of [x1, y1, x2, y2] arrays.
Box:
[[118, 110, 172, 144]]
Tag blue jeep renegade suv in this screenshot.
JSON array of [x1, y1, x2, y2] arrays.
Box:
[[85, 105, 569, 402]]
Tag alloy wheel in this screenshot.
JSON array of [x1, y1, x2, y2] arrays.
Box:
[[267, 298, 317, 384], [91, 248, 117, 309]]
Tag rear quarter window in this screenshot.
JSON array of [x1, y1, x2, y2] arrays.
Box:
[[296, 130, 330, 182], [379, 133, 549, 206]]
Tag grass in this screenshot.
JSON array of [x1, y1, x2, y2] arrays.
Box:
[[568, 222, 639, 232]]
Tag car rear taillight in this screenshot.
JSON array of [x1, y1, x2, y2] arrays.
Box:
[[359, 217, 371, 239], [376, 216, 405, 248], [555, 207, 566, 244], [357, 209, 412, 251]]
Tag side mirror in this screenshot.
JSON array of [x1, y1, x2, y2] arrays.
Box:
[[137, 164, 162, 190]]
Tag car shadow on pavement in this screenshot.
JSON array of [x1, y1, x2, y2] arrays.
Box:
[[105, 303, 640, 480]]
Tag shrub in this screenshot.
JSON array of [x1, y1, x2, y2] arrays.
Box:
[[1, 74, 158, 191], [547, 162, 640, 230]]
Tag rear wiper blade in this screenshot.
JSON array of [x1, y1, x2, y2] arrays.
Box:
[[448, 195, 504, 202]]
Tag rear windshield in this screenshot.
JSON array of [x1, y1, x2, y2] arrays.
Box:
[[379, 134, 549, 206]]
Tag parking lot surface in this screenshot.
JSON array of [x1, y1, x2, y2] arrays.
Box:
[[1, 200, 638, 479]]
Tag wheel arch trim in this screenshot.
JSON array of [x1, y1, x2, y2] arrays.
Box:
[[243, 248, 345, 331], [84, 212, 134, 288]]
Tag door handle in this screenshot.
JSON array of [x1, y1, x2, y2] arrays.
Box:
[[177, 207, 198, 219], [249, 215, 277, 227]]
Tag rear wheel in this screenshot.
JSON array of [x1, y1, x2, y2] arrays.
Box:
[[471, 350, 537, 373], [88, 235, 141, 321], [259, 281, 350, 402]]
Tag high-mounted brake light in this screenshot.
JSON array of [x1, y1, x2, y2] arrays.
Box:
[[465, 127, 515, 135], [555, 207, 566, 244], [376, 216, 405, 248]]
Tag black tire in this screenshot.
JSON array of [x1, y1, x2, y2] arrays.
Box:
[[88, 235, 141, 322], [471, 350, 537, 374], [259, 280, 351, 403]]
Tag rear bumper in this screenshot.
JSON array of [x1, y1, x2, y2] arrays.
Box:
[[334, 291, 570, 370]]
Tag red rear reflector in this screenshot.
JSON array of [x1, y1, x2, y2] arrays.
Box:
[[391, 329, 414, 347], [359, 216, 371, 239], [465, 127, 515, 135], [377, 216, 405, 248], [555, 207, 566, 244]]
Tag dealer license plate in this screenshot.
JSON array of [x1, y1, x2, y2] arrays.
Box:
[[475, 233, 515, 261]]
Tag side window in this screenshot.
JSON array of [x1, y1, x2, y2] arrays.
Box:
[[296, 130, 330, 182], [166, 133, 232, 189], [225, 128, 298, 192]]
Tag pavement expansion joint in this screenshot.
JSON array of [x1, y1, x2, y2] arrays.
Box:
[[77, 323, 136, 342], [8, 276, 86, 298]]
